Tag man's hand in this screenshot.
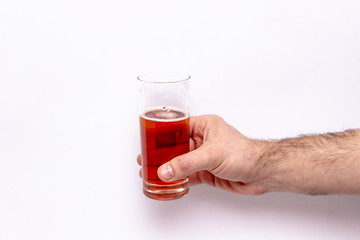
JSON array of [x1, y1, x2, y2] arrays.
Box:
[[138, 115, 270, 195]]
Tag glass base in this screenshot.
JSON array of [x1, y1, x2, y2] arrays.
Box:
[[143, 178, 189, 201]]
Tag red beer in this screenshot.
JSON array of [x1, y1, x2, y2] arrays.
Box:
[[140, 107, 190, 200]]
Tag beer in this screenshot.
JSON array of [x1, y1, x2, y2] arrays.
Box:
[[140, 107, 190, 200]]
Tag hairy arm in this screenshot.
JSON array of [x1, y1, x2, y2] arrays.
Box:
[[258, 129, 360, 195]]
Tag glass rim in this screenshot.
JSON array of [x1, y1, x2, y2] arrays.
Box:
[[137, 72, 191, 84]]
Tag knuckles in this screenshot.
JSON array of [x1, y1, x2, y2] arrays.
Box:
[[205, 114, 224, 124]]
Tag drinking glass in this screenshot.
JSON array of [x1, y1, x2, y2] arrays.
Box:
[[138, 72, 190, 200]]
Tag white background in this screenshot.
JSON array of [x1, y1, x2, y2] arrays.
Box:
[[1, 0, 360, 239]]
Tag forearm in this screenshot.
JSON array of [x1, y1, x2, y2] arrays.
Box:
[[257, 129, 360, 195]]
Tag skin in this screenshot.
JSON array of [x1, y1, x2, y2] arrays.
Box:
[[137, 115, 360, 195]]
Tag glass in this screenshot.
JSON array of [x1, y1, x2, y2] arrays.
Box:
[[138, 72, 190, 200]]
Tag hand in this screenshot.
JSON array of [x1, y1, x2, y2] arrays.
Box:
[[137, 115, 269, 195]]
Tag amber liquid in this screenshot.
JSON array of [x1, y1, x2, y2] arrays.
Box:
[[139, 107, 190, 200]]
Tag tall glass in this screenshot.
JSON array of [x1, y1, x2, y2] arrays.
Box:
[[138, 72, 190, 200]]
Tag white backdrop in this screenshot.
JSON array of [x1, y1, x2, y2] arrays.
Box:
[[1, 0, 360, 239]]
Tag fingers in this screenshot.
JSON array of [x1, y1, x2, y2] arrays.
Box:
[[137, 154, 143, 178], [157, 145, 220, 182], [190, 137, 196, 151], [137, 154, 141, 165], [188, 171, 209, 187]]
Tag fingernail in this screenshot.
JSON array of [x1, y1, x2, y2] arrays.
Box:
[[160, 164, 174, 181]]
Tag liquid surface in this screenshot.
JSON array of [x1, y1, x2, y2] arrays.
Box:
[[144, 108, 186, 120]]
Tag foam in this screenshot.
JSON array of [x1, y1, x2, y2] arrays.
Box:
[[140, 107, 189, 122]]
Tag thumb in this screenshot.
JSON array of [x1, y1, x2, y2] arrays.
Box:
[[157, 145, 219, 182]]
